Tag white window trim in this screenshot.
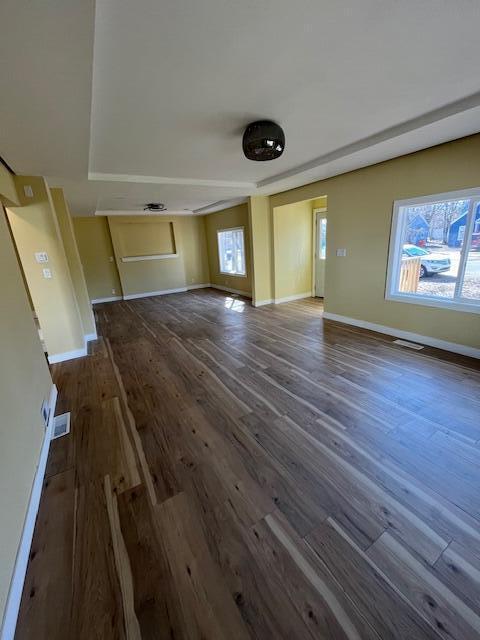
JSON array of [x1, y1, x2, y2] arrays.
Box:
[[385, 186, 480, 315], [217, 226, 247, 277]]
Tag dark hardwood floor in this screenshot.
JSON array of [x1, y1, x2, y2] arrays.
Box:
[[15, 289, 480, 639]]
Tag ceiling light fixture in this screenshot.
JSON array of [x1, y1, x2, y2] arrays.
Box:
[[242, 120, 285, 161]]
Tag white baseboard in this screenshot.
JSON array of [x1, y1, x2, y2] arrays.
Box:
[[91, 296, 122, 304], [323, 312, 480, 360], [47, 346, 88, 364], [123, 287, 188, 300], [187, 283, 211, 290], [84, 332, 97, 342], [274, 292, 312, 304], [210, 284, 252, 298], [253, 299, 274, 307], [1, 385, 58, 640]]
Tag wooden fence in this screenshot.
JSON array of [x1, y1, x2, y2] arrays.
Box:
[[399, 256, 421, 293]]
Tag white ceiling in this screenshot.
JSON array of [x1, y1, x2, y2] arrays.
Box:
[[1, 0, 480, 216]]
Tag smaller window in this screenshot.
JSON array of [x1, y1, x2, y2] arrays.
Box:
[[217, 227, 246, 276]]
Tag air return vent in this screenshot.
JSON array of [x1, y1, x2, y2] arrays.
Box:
[[393, 339, 424, 350], [52, 412, 71, 439]]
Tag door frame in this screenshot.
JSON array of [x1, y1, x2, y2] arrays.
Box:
[[312, 207, 327, 297]]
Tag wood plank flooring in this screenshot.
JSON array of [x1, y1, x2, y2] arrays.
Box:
[[15, 289, 480, 640]]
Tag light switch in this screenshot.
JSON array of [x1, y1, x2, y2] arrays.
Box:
[[42, 268, 52, 279], [23, 185, 34, 198], [109, 256, 114, 262], [336, 248, 347, 257], [35, 251, 48, 263]]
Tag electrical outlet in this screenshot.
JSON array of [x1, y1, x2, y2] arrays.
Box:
[[42, 268, 52, 279], [336, 248, 347, 257], [112, 288, 116, 295], [109, 256, 114, 262]]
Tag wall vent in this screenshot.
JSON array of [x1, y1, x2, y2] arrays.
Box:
[[393, 339, 424, 350], [52, 412, 71, 439]]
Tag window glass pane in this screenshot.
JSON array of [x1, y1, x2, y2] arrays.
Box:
[[218, 228, 246, 275], [318, 219, 327, 259], [461, 203, 480, 301], [396, 199, 468, 299]]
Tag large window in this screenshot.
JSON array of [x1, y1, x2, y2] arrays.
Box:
[[386, 188, 480, 313], [217, 227, 246, 276]]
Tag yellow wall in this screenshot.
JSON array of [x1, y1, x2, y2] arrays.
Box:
[[0, 207, 52, 625], [273, 200, 313, 301], [108, 215, 210, 298], [0, 164, 20, 207], [179, 215, 210, 287], [7, 176, 85, 358], [204, 203, 252, 296], [269, 134, 480, 349], [248, 196, 273, 305], [73, 217, 122, 301], [116, 220, 176, 257], [50, 189, 96, 337]]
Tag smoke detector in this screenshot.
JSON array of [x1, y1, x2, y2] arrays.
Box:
[[143, 203, 166, 212]]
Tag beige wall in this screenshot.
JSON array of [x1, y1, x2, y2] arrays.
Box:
[[204, 203, 252, 295], [269, 134, 480, 349], [108, 215, 210, 298], [0, 206, 52, 626], [50, 189, 96, 337], [7, 176, 85, 358], [73, 217, 122, 301], [273, 200, 313, 300]]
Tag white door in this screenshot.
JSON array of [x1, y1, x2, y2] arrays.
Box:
[[315, 212, 327, 297]]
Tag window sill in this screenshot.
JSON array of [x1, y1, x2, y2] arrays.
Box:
[[386, 292, 480, 315], [219, 271, 247, 278]]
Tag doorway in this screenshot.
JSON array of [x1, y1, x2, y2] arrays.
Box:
[[314, 209, 327, 297], [2, 205, 47, 353]]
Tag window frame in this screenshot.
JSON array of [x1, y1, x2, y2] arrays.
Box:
[[385, 187, 480, 315], [217, 226, 247, 277]]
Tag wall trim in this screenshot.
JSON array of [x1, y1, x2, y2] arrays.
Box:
[[47, 346, 88, 364], [91, 296, 122, 304], [1, 385, 57, 640], [322, 312, 480, 360], [274, 292, 312, 304], [210, 284, 253, 298], [253, 299, 274, 307], [123, 287, 188, 300], [187, 283, 211, 290], [84, 332, 97, 342], [121, 253, 178, 262]]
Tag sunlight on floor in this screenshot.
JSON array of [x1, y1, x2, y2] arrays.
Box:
[[224, 297, 246, 312]]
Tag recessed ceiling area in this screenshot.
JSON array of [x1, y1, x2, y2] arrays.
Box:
[[1, 0, 480, 215]]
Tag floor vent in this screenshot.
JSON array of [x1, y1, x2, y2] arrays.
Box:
[[393, 339, 424, 350], [52, 412, 71, 439]]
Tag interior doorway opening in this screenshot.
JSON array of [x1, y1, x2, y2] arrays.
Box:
[[2, 205, 47, 355]]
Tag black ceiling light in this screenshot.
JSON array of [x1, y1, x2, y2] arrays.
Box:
[[242, 120, 285, 161], [143, 202, 166, 212]]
